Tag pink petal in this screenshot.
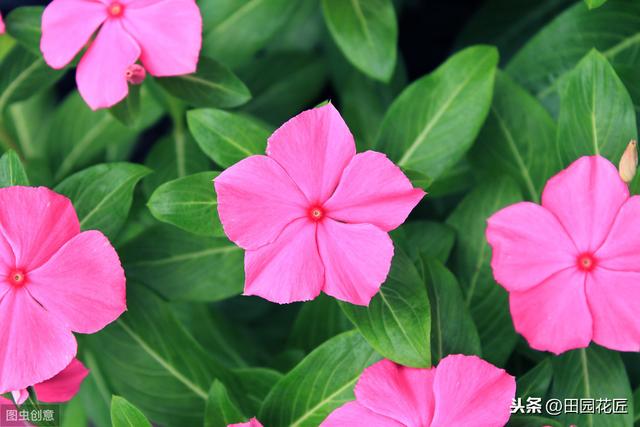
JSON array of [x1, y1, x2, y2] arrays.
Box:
[[76, 19, 140, 110], [586, 269, 640, 351], [244, 218, 324, 304], [0, 187, 79, 270], [33, 358, 89, 403], [595, 196, 640, 270], [11, 389, 28, 406], [266, 104, 356, 204], [509, 268, 592, 354], [486, 202, 578, 292], [430, 354, 515, 427], [40, 0, 107, 69], [320, 401, 404, 427], [317, 219, 393, 306], [0, 13, 5, 34], [0, 290, 77, 394], [0, 397, 31, 426], [541, 156, 629, 253], [215, 155, 308, 251], [323, 151, 425, 232], [121, 0, 201, 76], [228, 418, 263, 427], [354, 359, 435, 426], [27, 231, 126, 334]]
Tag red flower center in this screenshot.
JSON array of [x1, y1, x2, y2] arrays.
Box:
[[308, 206, 325, 222], [108, 2, 124, 17], [577, 253, 596, 272], [8, 269, 27, 287]]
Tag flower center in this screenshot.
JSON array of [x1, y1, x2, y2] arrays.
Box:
[[577, 253, 596, 272], [308, 206, 324, 222], [8, 269, 27, 287], [108, 2, 124, 17]]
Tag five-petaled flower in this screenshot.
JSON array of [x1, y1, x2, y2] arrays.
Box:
[[0, 187, 126, 394], [40, 0, 202, 110], [321, 354, 515, 426], [487, 156, 640, 354], [214, 104, 425, 306]]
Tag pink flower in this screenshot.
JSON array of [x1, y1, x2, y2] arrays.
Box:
[[11, 358, 89, 405], [40, 0, 202, 110], [321, 355, 515, 427], [0, 13, 5, 34], [228, 418, 263, 427], [487, 156, 640, 354], [0, 187, 126, 394], [214, 104, 425, 306]]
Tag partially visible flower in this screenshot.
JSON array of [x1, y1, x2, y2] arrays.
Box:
[[0, 13, 5, 34], [215, 104, 425, 306], [41, 0, 202, 110], [321, 355, 515, 426], [229, 418, 263, 427], [487, 156, 640, 354], [11, 358, 89, 405], [0, 186, 126, 394]]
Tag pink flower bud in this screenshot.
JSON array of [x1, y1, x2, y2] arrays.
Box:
[[125, 64, 146, 85]]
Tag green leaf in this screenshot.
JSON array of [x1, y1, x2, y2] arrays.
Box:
[[0, 150, 29, 187], [4, 7, 43, 54], [259, 331, 380, 427], [516, 359, 553, 400], [550, 346, 633, 427], [148, 171, 223, 237], [120, 225, 244, 302], [585, 0, 608, 9], [204, 381, 245, 427], [77, 349, 114, 427], [321, 0, 397, 81], [446, 178, 523, 366], [233, 368, 283, 416], [60, 397, 88, 427], [87, 285, 237, 427], [470, 71, 559, 202], [633, 386, 640, 426], [391, 220, 455, 264], [200, 0, 299, 68], [110, 396, 152, 427], [157, 57, 251, 108], [556, 50, 637, 165], [422, 257, 481, 363], [340, 250, 431, 367], [187, 109, 270, 168], [376, 45, 498, 181], [109, 85, 141, 127]]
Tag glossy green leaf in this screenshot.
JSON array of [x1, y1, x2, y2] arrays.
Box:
[[585, 0, 608, 9], [340, 250, 431, 367], [110, 396, 152, 427], [321, 0, 397, 81], [516, 359, 553, 400], [550, 346, 633, 426], [391, 220, 455, 264], [0, 150, 29, 187], [446, 178, 523, 366], [471, 71, 559, 202], [556, 50, 637, 165], [148, 171, 223, 237], [187, 109, 270, 168], [233, 368, 283, 415], [4, 7, 43, 54], [55, 163, 150, 240], [422, 257, 481, 363], [157, 57, 251, 108], [259, 331, 380, 427], [204, 381, 245, 427], [120, 225, 244, 302], [376, 45, 498, 180]]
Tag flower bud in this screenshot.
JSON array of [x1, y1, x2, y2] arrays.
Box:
[[619, 139, 638, 183], [125, 64, 146, 85]]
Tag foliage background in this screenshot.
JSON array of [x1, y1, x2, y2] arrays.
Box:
[[1, 0, 640, 426]]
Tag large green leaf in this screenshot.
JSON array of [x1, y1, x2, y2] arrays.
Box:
[[391, 220, 455, 264], [87, 285, 237, 427], [120, 225, 244, 302], [204, 381, 245, 427], [422, 257, 481, 363], [186, 109, 270, 168], [516, 359, 553, 400], [446, 178, 523, 366], [556, 50, 637, 166], [148, 171, 223, 237], [550, 346, 633, 427], [376, 45, 498, 180], [233, 368, 283, 416], [55, 163, 150, 240], [321, 0, 397, 81], [340, 250, 430, 367], [157, 57, 251, 109], [0, 150, 29, 187], [259, 331, 380, 427], [110, 396, 152, 427], [4, 6, 43, 54], [471, 71, 559, 202]]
